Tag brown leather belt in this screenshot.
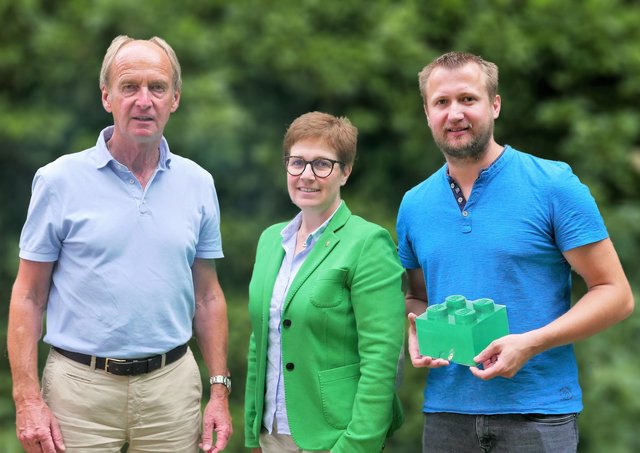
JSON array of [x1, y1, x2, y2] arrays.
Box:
[[52, 343, 188, 376]]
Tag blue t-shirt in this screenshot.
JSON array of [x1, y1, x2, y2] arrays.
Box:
[[396, 145, 607, 414], [19, 126, 223, 358]]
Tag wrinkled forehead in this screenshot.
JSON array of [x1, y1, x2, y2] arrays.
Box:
[[110, 41, 172, 80]]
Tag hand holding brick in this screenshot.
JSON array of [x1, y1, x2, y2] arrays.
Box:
[[415, 295, 510, 366]]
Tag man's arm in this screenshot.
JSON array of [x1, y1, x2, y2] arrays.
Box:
[[8, 258, 65, 452], [192, 258, 232, 453], [405, 268, 450, 369], [472, 238, 634, 379]]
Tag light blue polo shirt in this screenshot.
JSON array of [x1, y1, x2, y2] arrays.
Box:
[[19, 126, 223, 358], [397, 145, 607, 415]]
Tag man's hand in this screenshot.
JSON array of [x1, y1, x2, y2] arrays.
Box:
[[15, 396, 65, 453], [407, 313, 450, 368], [199, 388, 232, 452], [470, 333, 536, 380]]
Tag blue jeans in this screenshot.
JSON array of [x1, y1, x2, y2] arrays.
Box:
[[422, 412, 579, 453]]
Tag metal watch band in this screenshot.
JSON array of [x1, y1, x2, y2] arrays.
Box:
[[209, 375, 231, 393]]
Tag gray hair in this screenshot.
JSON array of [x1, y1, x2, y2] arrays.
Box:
[[99, 35, 182, 93]]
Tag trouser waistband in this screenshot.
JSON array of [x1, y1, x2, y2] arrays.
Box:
[[52, 343, 188, 376]]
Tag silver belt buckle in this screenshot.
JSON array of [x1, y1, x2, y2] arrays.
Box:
[[104, 357, 127, 373]]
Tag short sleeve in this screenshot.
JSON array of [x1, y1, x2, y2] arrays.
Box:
[[550, 165, 608, 252], [19, 171, 62, 262], [396, 196, 420, 270], [195, 173, 224, 259]]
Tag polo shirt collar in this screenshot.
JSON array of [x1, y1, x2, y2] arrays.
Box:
[[93, 125, 173, 170]]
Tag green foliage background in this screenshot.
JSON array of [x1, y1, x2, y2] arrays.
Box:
[[1, 0, 639, 452]]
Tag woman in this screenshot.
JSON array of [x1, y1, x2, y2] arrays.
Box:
[[244, 112, 405, 453]]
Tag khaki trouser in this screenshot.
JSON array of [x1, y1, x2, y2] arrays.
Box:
[[42, 347, 202, 453], [259, 419, 330, 453]]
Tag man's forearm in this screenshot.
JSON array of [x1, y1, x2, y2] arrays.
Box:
[[405, 296, 428, 316], [194, 290, 229, 378], [8, 291, 46, 402]]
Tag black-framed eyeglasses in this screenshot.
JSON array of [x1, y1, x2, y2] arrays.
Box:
[[284, 156, 345, 178]]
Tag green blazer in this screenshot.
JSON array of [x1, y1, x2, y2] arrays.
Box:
[[244, 203, 405, 453]]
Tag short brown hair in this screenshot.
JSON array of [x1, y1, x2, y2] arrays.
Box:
[[99, 35, 182, 93], [418, 51, 498, 103], [283, 111, 357, 166]]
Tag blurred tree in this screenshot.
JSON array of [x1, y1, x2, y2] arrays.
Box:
[[1, 0, 638, 452]]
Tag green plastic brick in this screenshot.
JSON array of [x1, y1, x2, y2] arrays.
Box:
[[415, 295, 510, 366]]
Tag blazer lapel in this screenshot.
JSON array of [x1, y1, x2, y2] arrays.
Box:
[[283, 203, 351, 312]]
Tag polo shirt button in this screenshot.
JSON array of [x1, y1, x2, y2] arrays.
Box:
[[283, 319, 292, 328], [462, 210, 469, 217], [129, 179, 135, 184], [286, 362, 294, 371]]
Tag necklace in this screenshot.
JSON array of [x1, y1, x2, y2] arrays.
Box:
[[297, 228, 309, 249]]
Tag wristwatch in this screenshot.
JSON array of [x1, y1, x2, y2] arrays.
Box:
[[209, 375, 232, 394]]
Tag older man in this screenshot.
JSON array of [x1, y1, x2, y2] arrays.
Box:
[[8, 35, 232, 453]]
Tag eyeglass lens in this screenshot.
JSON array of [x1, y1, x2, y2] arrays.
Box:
[[286, 157, 337, 177]]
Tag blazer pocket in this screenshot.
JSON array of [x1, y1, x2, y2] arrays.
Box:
[[310, 268, 348, 308], [318, 363, 360, 429]]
